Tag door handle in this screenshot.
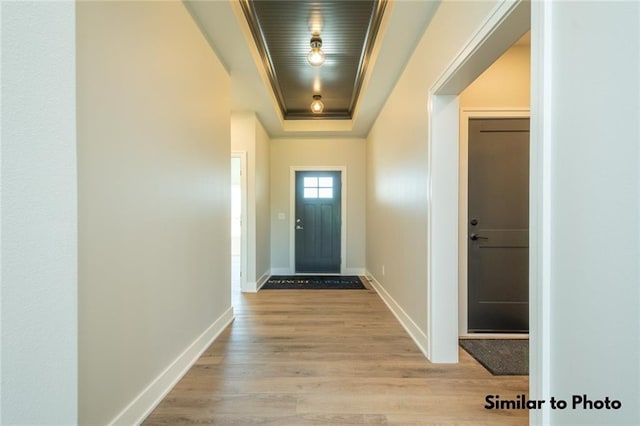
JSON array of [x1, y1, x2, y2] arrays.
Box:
[[296, 225, 304, 230], [470, 233, 488, 241]]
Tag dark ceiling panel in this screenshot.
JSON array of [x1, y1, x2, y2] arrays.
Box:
[[240, 0, 386, 120]]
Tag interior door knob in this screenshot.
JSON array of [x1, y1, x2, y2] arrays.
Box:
[[296, 225, 304, 230]]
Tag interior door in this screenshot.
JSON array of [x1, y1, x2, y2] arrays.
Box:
[[295, 171, 341, 273], [468, 118, 529, 332]]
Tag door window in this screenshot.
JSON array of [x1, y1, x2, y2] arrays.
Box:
[[303, 176, 333, 199]]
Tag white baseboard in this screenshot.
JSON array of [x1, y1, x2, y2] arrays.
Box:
[[109, 307, 234, 425], [365, 271, 429, 359], [245, 270, 271, 293], [268, 267, 365, 276]]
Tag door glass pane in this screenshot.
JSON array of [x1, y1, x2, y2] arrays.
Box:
[[318, 188, 333, 198], [318, 177, 333, 188], [304, 177, 318, 188], [304, 187, 318, 198]]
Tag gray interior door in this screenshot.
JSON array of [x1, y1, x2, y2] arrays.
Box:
[[468, 118, 529, 332], [295, 171, 341, 273]]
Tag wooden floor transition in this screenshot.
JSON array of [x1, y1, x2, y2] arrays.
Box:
[[143, 280, 529, 425]]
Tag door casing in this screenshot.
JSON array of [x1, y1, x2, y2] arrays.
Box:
[[458, 108, 530, 336], [231, 151, 248, 292], [289, 166, 347, 275]]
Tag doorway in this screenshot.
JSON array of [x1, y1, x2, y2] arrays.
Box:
[[466, 117, 530, 333], [289, 166, 347, 274], [294, 170, 342, 273], [231, 152, 247, 292]]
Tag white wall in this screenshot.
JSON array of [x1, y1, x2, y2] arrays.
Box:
[[366, 0, 502, 352], [77, 2, 232, 424], [1, 2, 78, 423], [255, 120, 271, 282], [538, 2, 639, 424], [231, 112, 271, 290], [270, 138, 366, 274]]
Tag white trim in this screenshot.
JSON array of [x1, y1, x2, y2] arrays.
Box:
[[231, 151, 248, 293], [458, 108, 530, 336], [269, 267, 290, 275], [344, 267, 366, 276], [247, 270, 271, 293], [529, 1, 553, 424], [289, 166, 347, 274], [108, 307, 234, 426], [426, 0, 530, 364], [366, 272, 428, 358]]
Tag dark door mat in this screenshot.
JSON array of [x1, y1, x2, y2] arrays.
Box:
[[459, 339, 528, 376], [262, 275, 366, 290]]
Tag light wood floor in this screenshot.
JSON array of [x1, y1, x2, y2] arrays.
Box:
[[143, 281, 529, 425]]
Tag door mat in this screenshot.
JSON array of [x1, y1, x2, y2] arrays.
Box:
[[459, 339, 528, 376], [262, 275, 366, 290]]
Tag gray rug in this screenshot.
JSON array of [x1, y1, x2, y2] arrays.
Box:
[[459, 339, 528, 376]]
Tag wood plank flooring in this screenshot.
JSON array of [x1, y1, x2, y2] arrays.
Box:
[[143, 281, 528, 425]]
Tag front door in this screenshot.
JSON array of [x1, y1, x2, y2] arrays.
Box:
[[295, 171, 341, 273], [468, 118, 529, 332]]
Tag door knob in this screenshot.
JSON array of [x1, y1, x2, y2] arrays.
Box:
[[296, 225, 304, 230], [470, 233, 488, 241]]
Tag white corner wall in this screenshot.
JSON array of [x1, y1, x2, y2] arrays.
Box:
[[366, 0, 503, 359], [255, 119, 271, 285], [231, 112, 271, 291], [536, 2, 639, 424], [77, 2, 232, 424], [270, 138, 366, 275], [1, 2, 78, 423]]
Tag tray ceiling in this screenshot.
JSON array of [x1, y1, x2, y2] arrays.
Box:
[[239, 0, 387, 120]]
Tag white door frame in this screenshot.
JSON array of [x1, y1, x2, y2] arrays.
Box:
[[458, 108, 530, 337], [426, 0, 531, 363], [289, 166, 347, 275], [231, 151, 248, 292]]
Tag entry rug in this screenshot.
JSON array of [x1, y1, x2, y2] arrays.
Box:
[[262, 275, 366, 290], [459, 339, 529, 376]]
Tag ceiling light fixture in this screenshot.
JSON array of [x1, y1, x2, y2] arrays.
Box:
[[307, 35, 325, 66], [310, 94, 324, 113]]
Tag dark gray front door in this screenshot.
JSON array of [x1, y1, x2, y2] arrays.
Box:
[[295, 171, 341, 273], [468, 118, 529, 332]]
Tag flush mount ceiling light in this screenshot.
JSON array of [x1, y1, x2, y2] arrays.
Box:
[[307, 35, 325, 66], [310, 94, 324, 113]]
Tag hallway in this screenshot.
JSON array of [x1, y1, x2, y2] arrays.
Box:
[[143, 285, 528, 425]]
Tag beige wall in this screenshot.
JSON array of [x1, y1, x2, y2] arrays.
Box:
[[270, 138, 366, 274], [77, 2, 231, 424], [231, 112, 271, 289], [366, 0, 504, 342], [460, 43, 530, 108]]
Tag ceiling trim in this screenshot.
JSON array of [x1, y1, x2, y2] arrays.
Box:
[[237, 0, 288, 119], [348, 0, 387, 117], [238, 0, 388, 121]]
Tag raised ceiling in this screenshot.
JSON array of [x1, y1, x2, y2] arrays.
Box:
[[239, 0, 386, 120], [185, 1, 440, 137]]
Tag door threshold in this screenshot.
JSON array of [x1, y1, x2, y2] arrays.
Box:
[[293, 272, 342, 276], [459, 333, 529, 339]]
